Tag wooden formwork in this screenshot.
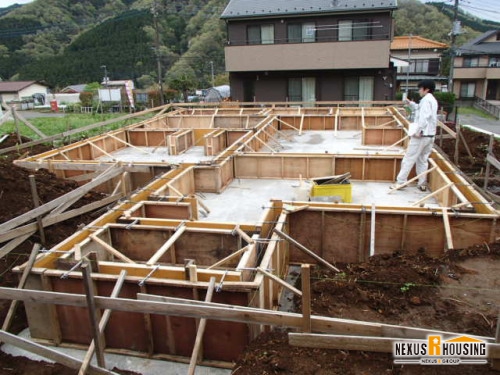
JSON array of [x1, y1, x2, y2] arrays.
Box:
[[7, 103, 499, 369]]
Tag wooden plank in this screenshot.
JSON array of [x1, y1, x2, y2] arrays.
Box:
[[0, 233, 33, 259], [1, 244, 41, 332], [81, 260, 106, 368], [0, 330, 117, 375], [0, 194, 123, 244], [0, 287, 495, 342], [13, 109, 48, 138], [234, 225, 254, 244], [146, 223, 186, 265], [273, 229, 340, 273], [442, 208, 454, 250], [301, 264, 311, 333], [29, 175, 46, 245], [256, 267, 302, 297], [0, 165, 124, 233], [388, 166, 437, 193], [187, 277, 216, 375], [79, 270, 127, 375], [289, 333, 500, 359], [370, 203, 376, 257]]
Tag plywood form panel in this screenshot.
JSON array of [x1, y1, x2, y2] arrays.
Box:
[[288, 211, 323, 264], [203, 291, 250, 361], [283, 157, 307, 179], [194, 167, 220, 192], [450, 217, 497, 250], [402, 216, 446, 257], [175, 232, 239, 266], [308, 158, 335, 178], [139, 285, 196, 356], [220, 158, 235, 191], [97, 281, 150, 352], [258, 156, 283, 178], [322, 211, 361, 263], [363, 158, 397, 181], [234, 156, 258, 178], [144, 204, 192, 220], [51, 277, 92, 344], [227, 130, 250, 145], [110, 228, 173, 262], [334, 158, 364, 179]]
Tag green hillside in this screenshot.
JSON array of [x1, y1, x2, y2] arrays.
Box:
[[0, 0, 498, 92]]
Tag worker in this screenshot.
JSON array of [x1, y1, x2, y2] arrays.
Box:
[[390, 80, 438, 191]]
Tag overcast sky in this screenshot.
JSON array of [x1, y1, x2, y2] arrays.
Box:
[[0, 0, 498, 21]]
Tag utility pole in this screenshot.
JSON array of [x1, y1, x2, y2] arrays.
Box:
[[210, 61, 215, 88], [448, 0, 460, 95], [152, 1, 164, 105]]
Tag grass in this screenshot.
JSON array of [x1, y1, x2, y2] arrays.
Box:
[[457, 106, 497, 120], [0, 112, 154, 142]]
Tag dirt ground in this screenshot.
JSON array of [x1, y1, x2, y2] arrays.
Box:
[[0, 127, 499, 375]]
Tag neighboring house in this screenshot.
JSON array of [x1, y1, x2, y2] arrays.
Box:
[[0, 81, 49, 106], [454, 30, 500, 101], [390, 36, 448, 93], [60, 84, 87, 94], [220, 0, 397, 103]]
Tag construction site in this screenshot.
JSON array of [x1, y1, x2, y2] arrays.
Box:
[[0, 102, 499, 374]]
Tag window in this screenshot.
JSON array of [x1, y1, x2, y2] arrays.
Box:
[[288, 78, 316, 102], [247, 24, 274, 45], [463, 56, 479, 67], [344, 77, 374, 101], [460, 82, 476, 98], [338, 20, 371, 41], [287, 22, 315, 43], [489, 57, 499, 67]]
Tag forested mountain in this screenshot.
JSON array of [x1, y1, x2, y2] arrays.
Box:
[[0, 0, 498, 92]]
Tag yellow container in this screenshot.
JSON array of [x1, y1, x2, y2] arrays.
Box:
[[311, 182, 352, 203]]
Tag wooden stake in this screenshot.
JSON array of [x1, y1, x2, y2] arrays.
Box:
[[370, 203, 376, 257], [187, 277, 216, 375], [441, 208, 454, 251], [81, 259, 106, 369], [1, 244, 41, 333], [484, 134, 494, 191], [79, 270, 127, 375], [273, 228, 340, 273], [301, 264, 311, 333], [29, 175, 46, 245]]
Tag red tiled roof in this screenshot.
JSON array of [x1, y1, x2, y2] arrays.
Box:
[[391, 36, 448, 50]]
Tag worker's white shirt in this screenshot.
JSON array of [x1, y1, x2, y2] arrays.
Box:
[[412, 93, 438, 136]]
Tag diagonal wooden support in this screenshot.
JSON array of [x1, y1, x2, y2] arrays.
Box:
[[388, 166, 438, 194], [0, 330, 117, 375], [13, 108, 48, 139], [90, 234, 135, 264], [79, 270, 127, 375], [1, 244, 41, 333], [411, 183, 453, 207], [0, 165, 124, 234], [273, 228, 340, 273], [207, 246, 249, 270], [376, 135, 409, 154], [146, 222, 186, 266], [187, 277, 216, 375], [257, 267, 302, 297]]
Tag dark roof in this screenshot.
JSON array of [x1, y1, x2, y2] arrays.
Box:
[[0, 81, 41, 93], [61, 84, 87, 93], [457, 30, 500, 55], [221, 0, 397, 19]]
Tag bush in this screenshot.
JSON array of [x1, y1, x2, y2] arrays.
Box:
[[79, 91, 94, 107], [434, 91, 456, 119]]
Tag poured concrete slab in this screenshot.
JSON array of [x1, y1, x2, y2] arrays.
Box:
[[1, 329, 230, 375], [198, 179, 438, 223], [274, 130, 404, 155], [97, 146, 213, 164]]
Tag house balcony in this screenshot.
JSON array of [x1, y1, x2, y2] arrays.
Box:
[[225, 40, 391, 72]]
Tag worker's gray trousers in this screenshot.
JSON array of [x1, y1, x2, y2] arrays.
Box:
[[396, 136, 434, 186]]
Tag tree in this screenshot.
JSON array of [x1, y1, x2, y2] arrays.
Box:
[[166, 61, 197, 102]]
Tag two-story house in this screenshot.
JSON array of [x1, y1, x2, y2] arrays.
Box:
[[221, 0, 397, 103], [454, 30, 500, 101], [390, 36, 448, 94]]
